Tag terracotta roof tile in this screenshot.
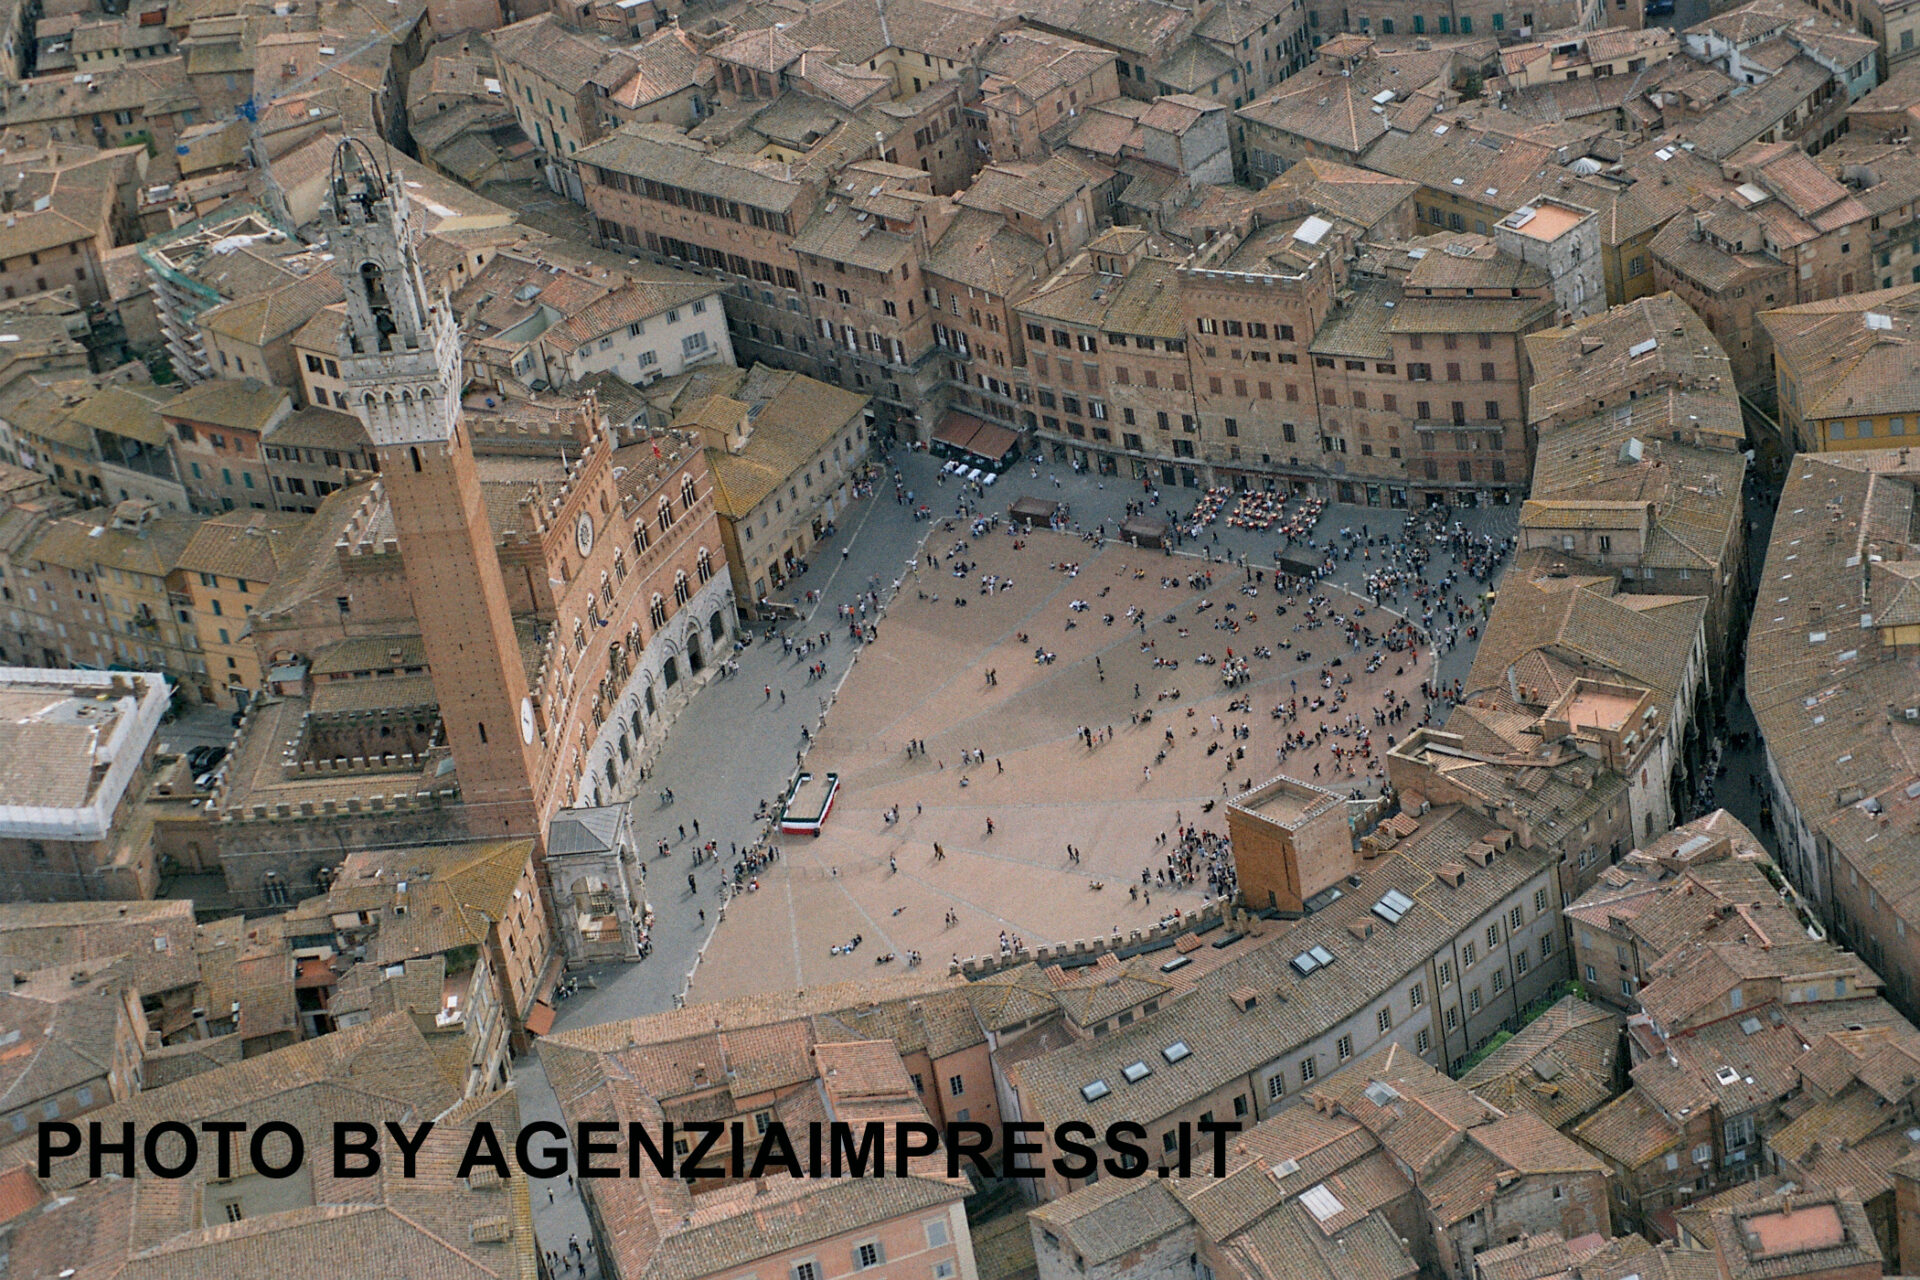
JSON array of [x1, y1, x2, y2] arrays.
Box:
[[1461, 996, 1624, 1128]]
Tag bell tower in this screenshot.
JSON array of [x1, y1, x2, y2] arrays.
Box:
[[324, 139, 543, 835]]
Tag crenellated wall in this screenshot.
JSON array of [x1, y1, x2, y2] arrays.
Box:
[[950, 899, 1239, 978]]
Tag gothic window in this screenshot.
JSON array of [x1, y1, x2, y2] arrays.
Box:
[[573, 621, 587, 653], [613, 551, 628, 581], [709, 610, 725, 642], [633, 523, 650, 554], [696, 547, 713, 583], [649, 594, 668, 628], [601, 579, 614, 611], [680, 476, 697, 510], [630, 708, 643, 739], [657, 498, 674, 532], [360, 261, 396, 352], [673, 571, 691, 606]]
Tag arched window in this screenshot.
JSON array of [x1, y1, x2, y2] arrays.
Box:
[[573, 621, 588, 653], [605, 758, 618, 790], [633, 522, 651, 554], [360, 261, 396, 351], [673, 570, 691, 606], [681, 475, 698, 510], [709, 610, 725, 642], [613, 550, 628, 582], [630, 707, 643, 739], [696, 547, 713, 583], [649, 594, 668, 628], [657, 498, 674, 533]]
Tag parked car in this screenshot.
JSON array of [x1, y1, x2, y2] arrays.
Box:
[[187, 744, 226, 773]]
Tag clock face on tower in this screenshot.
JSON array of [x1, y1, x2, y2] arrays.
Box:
[[521, 696, 536, 745], [575, 512, 595, 558]]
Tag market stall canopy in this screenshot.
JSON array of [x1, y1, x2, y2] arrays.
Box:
[[1120, 515, 1169, 548], [931, 410, 1020, 469], [1009, 496, 1060, 526]]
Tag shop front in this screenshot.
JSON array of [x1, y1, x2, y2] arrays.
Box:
[[932, 411, 1022, 471]]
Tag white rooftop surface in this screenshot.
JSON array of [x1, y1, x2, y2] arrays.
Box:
[[0, 667, 170, 840]]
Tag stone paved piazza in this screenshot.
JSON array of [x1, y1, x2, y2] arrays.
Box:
[[687, 525, 1430, 1002]]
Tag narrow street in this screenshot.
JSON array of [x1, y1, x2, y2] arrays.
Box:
[[1680, 464, 1783, 852]]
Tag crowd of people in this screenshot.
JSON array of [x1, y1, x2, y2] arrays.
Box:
[[1331, 514, 1519, 662], [647, 446, 1534, 997], [1139, 820, 1238, 901]]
